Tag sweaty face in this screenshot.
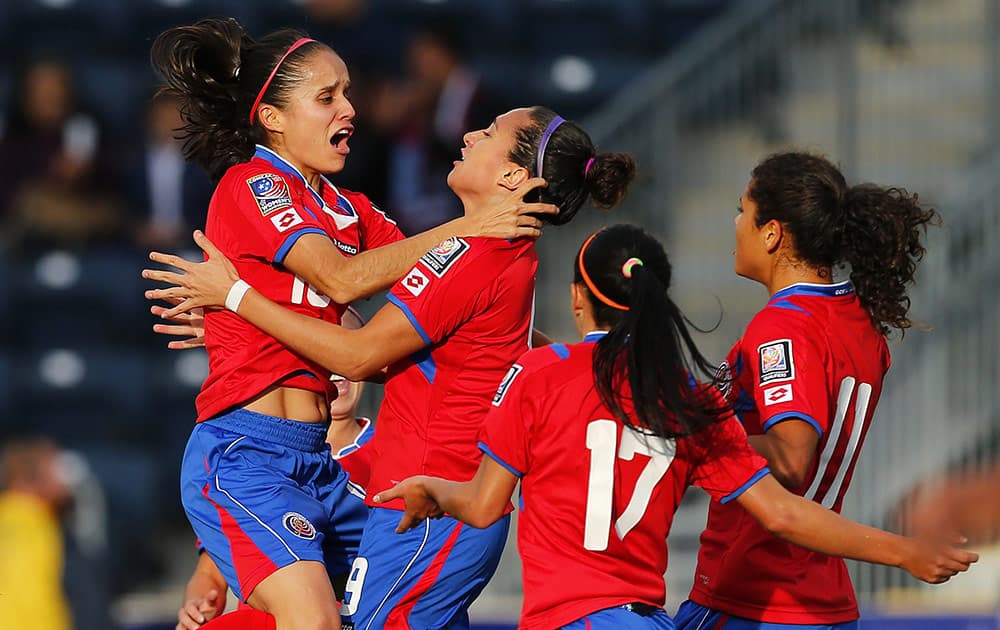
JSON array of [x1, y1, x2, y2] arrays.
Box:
[[734, 181, 767, 281], [446, 108, 532, 199], [269, 49, 355, 178]]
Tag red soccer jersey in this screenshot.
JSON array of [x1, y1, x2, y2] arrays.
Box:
[[480, 333, 770, 630], [196, 146, 404, 421], [366, 236, 537, 508], [690, 281, 891, 624]]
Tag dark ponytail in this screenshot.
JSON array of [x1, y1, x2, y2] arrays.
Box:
[[151, 18, 328, 181], [508, 107, 636, 225], [749, 152, 938, 336], [839, 185, 938, 334], [575, 225, 728, 440]]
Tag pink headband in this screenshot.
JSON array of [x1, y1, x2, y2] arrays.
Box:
[[584, 156, 596, 178], [249, 38, 316, 125]]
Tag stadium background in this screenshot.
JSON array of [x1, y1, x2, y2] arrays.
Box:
[[0, 0, 996, 628]]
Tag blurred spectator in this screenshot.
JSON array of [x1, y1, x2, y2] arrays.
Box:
[[0, 438, 74, 630], [0, 57, 122, 253], [900, 461, 1000, 545], [380, 26, 502, 234], [125, 91, 212, 251]]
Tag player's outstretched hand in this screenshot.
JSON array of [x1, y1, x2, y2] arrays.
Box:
[[151, 296, 206, 350], [900, 535, 978, 584], [176, 588, 225, 630], [373, 476, 445, 533], [463, 177, 558, 240], [143, 231, 240, 318]]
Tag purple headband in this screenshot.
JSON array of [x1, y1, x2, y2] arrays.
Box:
[[584, 156, 596, 177], [536, 115, 565, 177]]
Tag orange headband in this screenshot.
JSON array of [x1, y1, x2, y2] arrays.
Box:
[[577, 231, 629, 311], [249, 38, 316, 124]]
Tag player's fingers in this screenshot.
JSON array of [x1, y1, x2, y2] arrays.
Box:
[[372, 486, 401, 505], [153, 323, 196, 337], [146, 287, 189, 303], [151, 305, 193, 323], [149, 251, 194, 272], [142, 268, 187, 286], [162, 298, 199, 319], [516, 215, 544, 230], [177, 605, 203, 629], [192, 230, 226, 260], [519, 201, 559, 216], [515, 225, 543, 239], [396, 513, 420, 534], [167, 338, 206, 350], [514, 177, 549, 198]]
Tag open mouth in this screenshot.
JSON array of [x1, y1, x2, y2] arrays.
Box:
[[331, 126, 354, 148]]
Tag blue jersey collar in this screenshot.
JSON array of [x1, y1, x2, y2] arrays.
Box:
[[252, 145, 356, 217], [770, 281, 854, 301], [584, 330, 609, 343]]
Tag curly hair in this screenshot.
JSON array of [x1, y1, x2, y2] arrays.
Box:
[[749, 152, 939, 335]]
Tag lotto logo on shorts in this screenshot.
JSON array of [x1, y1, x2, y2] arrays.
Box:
[[402, 267, 429, 296], [271, 208, 304, 233], [763, 384, 793, 406], [282, 512, 317, 540], [757, 339, 794, 384], [247, 173, 293, 215]]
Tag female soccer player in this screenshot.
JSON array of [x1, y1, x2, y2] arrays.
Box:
[[150, 18, 552, 630], [674, 152, 942, 629], [145, 105, 636, 629], [373, 224, 976, 630], [175, 311, 373, 630]]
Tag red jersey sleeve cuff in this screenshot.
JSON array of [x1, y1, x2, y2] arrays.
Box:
[[762, 412, 823, 437], [720, 466, 771, 504], [478, 441, 523, 478]]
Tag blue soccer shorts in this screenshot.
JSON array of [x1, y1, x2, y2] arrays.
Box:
[[344, 507, 510, 629], [673, 601, 859, 630], [562, 604, 676, 629], [180, 409, 368, 603]]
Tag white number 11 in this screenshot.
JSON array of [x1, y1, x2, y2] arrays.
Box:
[[584, 420, 676, 551]]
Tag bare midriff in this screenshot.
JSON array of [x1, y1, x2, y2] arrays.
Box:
[[242, 385, 328, 424]]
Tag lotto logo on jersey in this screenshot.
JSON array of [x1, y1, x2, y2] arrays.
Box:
[[492, 364, 524, 406], [758, 339, 794, 384], [763, 384, 793, 406], [402, 267, 430, 296], [270, 208, 304, 233], [247, 173, 293, 215], [420, 237, 470, 277]]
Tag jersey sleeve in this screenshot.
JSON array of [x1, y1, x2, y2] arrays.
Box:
[[385, 238, 489, 345], [357, 199, 405, 249], [688, 416, 770, 503], [478, 358, 534, 477], [742, 311, 829, 437], [223, 169, 331, 265]]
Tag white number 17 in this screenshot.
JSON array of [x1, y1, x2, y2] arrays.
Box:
[[584, 420, 676, 551]]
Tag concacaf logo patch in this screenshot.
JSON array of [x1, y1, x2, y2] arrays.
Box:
[[247, 173, 293, 216], [282, 512, 317, 540], [420, 237, 470, 277], [492, 364, 524, 406], [757, 339, 794, 385]]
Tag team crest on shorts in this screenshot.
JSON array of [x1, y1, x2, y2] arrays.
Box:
[[420, 237, 469, 277], [282, 512, 317, 540], [757, 339, 794, 384], [247, 173, 293, 216]]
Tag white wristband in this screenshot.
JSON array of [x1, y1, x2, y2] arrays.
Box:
[[225, 279, 252, 313]]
